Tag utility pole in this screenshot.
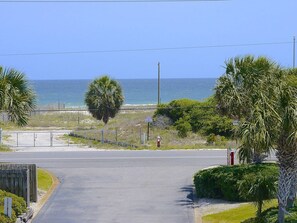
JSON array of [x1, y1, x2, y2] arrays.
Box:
[[158, 62, 160, 105], [293, 36, 296, 68]]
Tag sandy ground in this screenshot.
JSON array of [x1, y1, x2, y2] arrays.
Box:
[[3, 130, 98, 152]]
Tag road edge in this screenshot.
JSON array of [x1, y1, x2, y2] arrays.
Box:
[[29, 168, 60, 222]]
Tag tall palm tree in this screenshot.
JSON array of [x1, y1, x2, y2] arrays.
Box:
[[215, 55, 281, 163], [275, 86, 297, 223], [0, 66, 36, 126], [215, 56, 297, 222], [85, 75, 124, 124]]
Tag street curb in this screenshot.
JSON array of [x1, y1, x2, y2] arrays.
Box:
[[29, 169, 60, 222]]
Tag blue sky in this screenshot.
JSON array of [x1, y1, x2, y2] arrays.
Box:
[[0, 0, 296, 80]]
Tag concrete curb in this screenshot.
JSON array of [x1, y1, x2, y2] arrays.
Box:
[[29, 169, 60, 222]]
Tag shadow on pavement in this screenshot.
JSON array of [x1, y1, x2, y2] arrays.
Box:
[[175, 185, 194, 207]]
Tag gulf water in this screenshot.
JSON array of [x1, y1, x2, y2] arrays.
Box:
[[30, 78, 217, 108]]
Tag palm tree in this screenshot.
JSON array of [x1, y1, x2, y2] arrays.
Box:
[[85, 75, 124, 124], [215, 55, 281, 163], [237, 104, 275, 164], [215, 56, 297, 222], [275, 85, 297, 223], [0, 66, 36, 126], [238, 172, 277, 218]]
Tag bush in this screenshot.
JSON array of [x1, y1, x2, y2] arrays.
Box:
[[0, 190, 26, 223], [154, 97, 233, 137], [193, 164, 278, 202], [206, 134, 228, 146], [154, 99, 199, 123], [151, 115, 173, 129], [242, 204, 297, 223], [175, 118, 192, 138]]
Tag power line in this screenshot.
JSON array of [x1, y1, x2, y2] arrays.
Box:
[[0, 41, 291, 57], [0, 0, 226, 2]]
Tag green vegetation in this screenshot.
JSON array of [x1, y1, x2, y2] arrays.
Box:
[[238, 173, 277, 217], [204, 200, 297, 223], [155, 97, 233, 139], [85, 75, 124, 124], [66, 109, 231, 149], [203, 200, 278, 223], [0, 66, 36, 126], [27, 111, 99, 129], [38, 168, 53, 191], [194, 164, 278, 202], [0, 168, 53, 223], [0, 190, 26, 223], [214, 55, 297, 222], [0, 144, 11, 152]]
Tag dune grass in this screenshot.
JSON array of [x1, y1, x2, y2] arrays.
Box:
[[202, 200, 278, 223], [1, 109, 233, 149], [0, 144, 11, 152]]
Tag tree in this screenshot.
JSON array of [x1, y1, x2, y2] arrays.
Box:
[[238, 172, 277, 218], [0, 66, 36, 126], [215, 56, 297, 222], [215, 55, 281, 163], [275, 85, 297, 222], [85, 75, 124, 124]]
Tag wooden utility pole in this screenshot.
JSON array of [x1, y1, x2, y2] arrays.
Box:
[[293, 36, 296, 68], [158, 62, 160, 105]]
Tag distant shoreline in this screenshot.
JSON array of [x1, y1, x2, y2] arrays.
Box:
[[35, 104, 157, 111], [31, 79, 216, 107]]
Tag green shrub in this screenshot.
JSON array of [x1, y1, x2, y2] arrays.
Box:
[[206, 133, 216, 145], [154, 97, 233, 137], [206, 134, 228, 146], [175, 118, 192, 138], [238, 173, 277, 217], [242, 204, 297, 223], [193, 164, 278, 202], [0, 213, 17, 223], [0, 189, 26, 222], [154, 99, 199, 123]]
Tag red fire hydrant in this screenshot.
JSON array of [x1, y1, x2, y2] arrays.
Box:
[[230, 151, 234, 165], [157, 136, 161, 147]]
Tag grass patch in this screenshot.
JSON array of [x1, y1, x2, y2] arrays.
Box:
[[202, 200, 277, 223], [0, 144, 11, 152], [38, 168, 53, 191]]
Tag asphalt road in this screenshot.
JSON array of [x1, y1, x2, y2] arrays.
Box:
[[0, 150, 227, 223]]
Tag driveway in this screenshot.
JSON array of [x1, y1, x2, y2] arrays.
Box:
[[0, 150, 227, 223], [1, 130, 227, 223]]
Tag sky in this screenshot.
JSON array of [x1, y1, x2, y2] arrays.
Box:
[[0, 0, 296, 80]]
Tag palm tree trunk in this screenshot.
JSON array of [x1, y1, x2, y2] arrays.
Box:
[[257, 200, 263, 218], [287, 170, 297, 208], [277, 150, 297, 223]]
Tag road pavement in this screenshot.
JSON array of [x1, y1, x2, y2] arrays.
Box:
[[0, 150, 227, 223]]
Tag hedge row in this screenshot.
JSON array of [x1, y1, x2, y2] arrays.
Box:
[[193, 163, 278, 202]]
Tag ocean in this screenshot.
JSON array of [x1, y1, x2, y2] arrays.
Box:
[[30, 78, 217, 108]]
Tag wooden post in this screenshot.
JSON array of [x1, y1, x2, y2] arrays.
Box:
[[101, 130, 104, 144], [115, 128, 118, 142], [147, 123, 150, 141]]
